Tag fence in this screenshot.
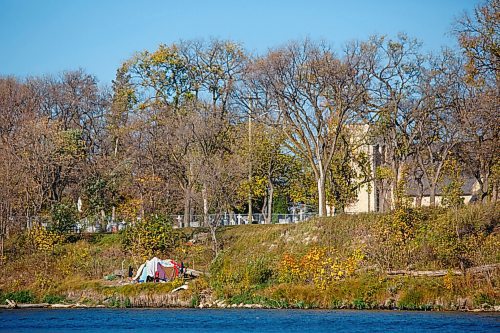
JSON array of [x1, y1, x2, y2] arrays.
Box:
[[6, 211, 317, 234], [170, 212, 317, 228]]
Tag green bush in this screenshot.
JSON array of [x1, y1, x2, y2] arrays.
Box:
[[352, 298, 368, 309], [397, 289, 424, 310], [474, 293, 496, 306], [42, 294, 66, 304], [246, 258, 274, 285], [230, 291, 259, 305], [122, 214, 183, 259], [190, 294, 200, 307], [330, 299, 343, 309], [430, 203, 499, 269], [1, 290, 36, 304], [50, 202, 78, 233], [124, 297, 132, 308]]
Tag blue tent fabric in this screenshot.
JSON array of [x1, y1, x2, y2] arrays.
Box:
[[139, 265, 148, 282]]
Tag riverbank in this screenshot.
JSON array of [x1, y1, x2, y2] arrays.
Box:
[[1, 204, 498, 312], [3, 272, 498, 312], [2, 296, 500, 312]]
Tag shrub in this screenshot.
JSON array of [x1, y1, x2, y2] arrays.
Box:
[[27, 225, 63, 253], [352, 298, 368, 309], [370, 207, 425, 269], [430, 203, 499, 269], [50, 202, 78, 233], [474, 293, 496, 306], [123, 214, 183, 260], [397, 289, 424, 310], [277, 247, 365, 289], [190, 293, 200, 307], [42, 294, 66, 304], [1, 290, 36, 304]]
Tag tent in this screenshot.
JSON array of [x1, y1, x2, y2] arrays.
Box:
[[133, 257, 181, 283]]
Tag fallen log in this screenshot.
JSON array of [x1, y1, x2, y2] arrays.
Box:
[[4, 300, 50, 309], [468, 263, 500, 274], [184, 268, 209, 278], [387, 263, 500, 277], [387, 269, 460, 277], [50, 304, 74, 308], [15, 303, 50, 309]]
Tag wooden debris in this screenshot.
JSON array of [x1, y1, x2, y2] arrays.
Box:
[[387, 264, 500, 277], [171, 284, 188, 293], [184, 268, 209, 278]]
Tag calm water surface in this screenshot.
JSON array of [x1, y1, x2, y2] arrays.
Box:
[[0, 309, 498, 332]]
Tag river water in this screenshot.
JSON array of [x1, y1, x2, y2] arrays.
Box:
[[0, 308, 498, 332]]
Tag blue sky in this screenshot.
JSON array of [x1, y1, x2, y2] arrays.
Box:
[[0, 0, 480, 86]]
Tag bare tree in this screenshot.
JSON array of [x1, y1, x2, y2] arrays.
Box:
[[360, 34, 425, 210], [453, 0, 499, 86], [413, 50, 463, 206], [455, 87, 499, 202], [251, 40, 367, 216]]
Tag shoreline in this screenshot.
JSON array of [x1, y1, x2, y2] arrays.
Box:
[[2, 301, 499, 313]]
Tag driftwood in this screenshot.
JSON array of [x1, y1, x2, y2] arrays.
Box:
[[3, 300, 50, 309], [1, 300, 92, 309], [185, 268, 208, 278], [387, 264, 500, 277], [171, 284, 188, 293], [16, 303, 50, 308], [50, 303, 75, 308]]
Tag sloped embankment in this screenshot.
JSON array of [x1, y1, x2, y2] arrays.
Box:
[[0, 204, 498, 310], [206, 204, 499, 310]]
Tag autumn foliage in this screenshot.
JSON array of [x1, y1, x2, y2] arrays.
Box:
[[278, 247, 365, 289]]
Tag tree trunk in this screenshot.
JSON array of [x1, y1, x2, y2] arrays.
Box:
[[317, 172, 326, 217], [267, 182, 274, 224], [210, 225, 218, 257], [429, 183, 436, 207], [248, 191, 253, 224], [492, 181, 498, 202], [183, 187, 191, 228], [390, 167, 399, 210], [139, 192, 145, 220], [202, 184, 208, 227], [0, 207, 4, 265], [114, 137, 119, 157], [415, 195, 422, 207], [481, 173, 489, 203], [391, 162, 404, 209]]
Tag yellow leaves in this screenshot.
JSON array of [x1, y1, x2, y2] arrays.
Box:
[[55, 243, 92, 278], [28, 225, 63, 253], [136, 175, 162, 184], [278, 246, 365, 289], [151, 47, 169, 64], [123, 215, 182, 260], [443, 270, 454, 291], [375, 166, 393, 181], [52, 129, 86, 162], [117, 198, 143, 221]]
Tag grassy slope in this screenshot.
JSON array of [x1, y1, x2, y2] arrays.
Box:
[[209, 204, 499, 309], [0, 204, 498, 309]]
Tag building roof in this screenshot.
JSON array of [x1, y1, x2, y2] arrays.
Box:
[[405, 175, 478, 197]]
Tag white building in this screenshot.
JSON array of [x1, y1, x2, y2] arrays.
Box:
[[326, 131, 480, 215]]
